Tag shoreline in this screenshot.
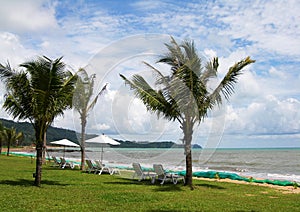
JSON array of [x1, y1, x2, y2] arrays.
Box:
[[2, 148, 299, 193], [196, 177, 300, 194]]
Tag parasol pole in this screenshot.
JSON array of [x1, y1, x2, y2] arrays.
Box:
[[101, 145, 104, 163]]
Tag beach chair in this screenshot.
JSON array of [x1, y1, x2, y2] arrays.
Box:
[[60, 157, 72, 169], [85, 159, 98, 173], [153, 164, 185, 185], [94, 160, 120, 175], [132, 163, 156, 182], [51, 156, 61, 167]]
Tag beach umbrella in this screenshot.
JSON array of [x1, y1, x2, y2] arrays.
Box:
[[85, 134, 120, 162], [50, 139, 80, 157]]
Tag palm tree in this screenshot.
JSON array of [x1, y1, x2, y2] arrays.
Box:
[[1, 127, 23, 156], [0, 121, 4, 155], [73, 68, 107, 170], [120, 37, 255, 189], [0, 56, 77, 186]]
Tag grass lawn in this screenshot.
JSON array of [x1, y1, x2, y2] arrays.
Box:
[[0, 155, 299, 211]]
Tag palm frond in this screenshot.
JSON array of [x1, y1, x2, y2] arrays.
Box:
[[209, 56, 255, 106], [87, 83, 107, 112], [0, 62, 18, 85], [201, 57, 218, 85], [120, 74, 179, 121], [143, 61, 170, 87]]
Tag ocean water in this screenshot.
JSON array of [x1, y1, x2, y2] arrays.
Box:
[[50, 147, 300, 183]]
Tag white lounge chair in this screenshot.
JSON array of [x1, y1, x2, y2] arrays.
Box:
[[94, 160, 120, 175], [51, 156, 61, 167], [85, 159, 98, 173], [132, 163, 156, 182], [153, 164, 185, 185], [60, 157, 73, 169]]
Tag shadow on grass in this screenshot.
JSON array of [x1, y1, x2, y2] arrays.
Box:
[[194, 183, 226, 190], [105, 177, 185, 191], [152, 184, 184, 192], [0, 179, 69, 187], [104, 177, 154, 186]]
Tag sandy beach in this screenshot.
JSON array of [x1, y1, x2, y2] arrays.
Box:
[[195, 177, 300, 194]]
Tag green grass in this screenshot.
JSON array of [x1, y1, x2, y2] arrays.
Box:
[[0, 155, 299, 211]]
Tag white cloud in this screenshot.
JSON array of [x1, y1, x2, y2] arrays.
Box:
[[217, 0, 300, 57], [0, 0, 57, 33], [92, 123, 110, 131], [0, 0, 299, 147], [225, 95, 300, 135], [0, 32, 37, 67]]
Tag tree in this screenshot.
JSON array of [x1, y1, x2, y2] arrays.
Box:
[[0, 121, 4, 155], [73, 68, 107, 170], [120, 37, 255, 189], [1, 127, 23, 156], [0, 56, 77, 186]]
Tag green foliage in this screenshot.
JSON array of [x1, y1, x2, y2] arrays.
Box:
[[0, 56, 78, 186], [120, 37, 255, 187], [0, 118, 79, 146], [0, 156, 299, 211]]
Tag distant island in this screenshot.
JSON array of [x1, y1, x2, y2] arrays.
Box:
[[113, 139, 202, 149], [0, 118, 202, 149]]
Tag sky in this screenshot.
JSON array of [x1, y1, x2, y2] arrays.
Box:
[[0, 0, 299, 148]]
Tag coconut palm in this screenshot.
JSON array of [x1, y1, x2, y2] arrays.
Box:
[[120, 37, 255, 188], [73, 68, 107, 170], [1, 127, 23, 156], [0, 121, 4, 154], [0, 56, 77, 186]]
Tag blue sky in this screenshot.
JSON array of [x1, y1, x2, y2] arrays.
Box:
[[0, 0, 299, 148]]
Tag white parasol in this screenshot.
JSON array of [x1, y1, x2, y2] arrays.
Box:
[[85, 134, 120, 162], [50, 139, 80, 157]]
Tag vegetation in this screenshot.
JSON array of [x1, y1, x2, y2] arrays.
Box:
[[120, 37, 255, 188], [73, 68, 107, 170], [0, 156, 299, 211], [0, 56, 77, 186], [0, 118, 81, 145], [114, 139, 202, 148], [0, 127, 23, 156], [0, 121, 4, 154]]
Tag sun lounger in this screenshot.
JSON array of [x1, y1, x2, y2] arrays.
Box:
[[85, 159, 98, 173], [94, 160, 120, 175], [60, 157, 73, 169], [132, 163, 156, 182], [153, 164, 185, 185], [51, 156, 61, 167]]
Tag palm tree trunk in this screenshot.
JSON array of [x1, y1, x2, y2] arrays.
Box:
[[42, 132, 47, 164], [80, 116, 86, 170], [6, 141, 10, 156], [34, 124, 45, 187], [34, 141, 43, 187], [183, 120, 194, 189]]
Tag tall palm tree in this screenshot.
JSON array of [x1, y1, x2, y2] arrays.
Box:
[[0, 56, 77, 186], [0, 121, 4, 155], [1, 127, 23, 156], [120, 37, 255, 189], [73, 68, 107, 170]]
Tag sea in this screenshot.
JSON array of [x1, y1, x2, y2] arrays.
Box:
[[42, 147, 300, 183]]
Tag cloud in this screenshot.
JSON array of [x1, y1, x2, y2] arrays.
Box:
[[216, 0, 300, 57], [0, 32, 36, 66], [0, 0, 299, 147], [0, 0, 57, 33], [92, 123, 110, 131], [225, 95, 300, 135]]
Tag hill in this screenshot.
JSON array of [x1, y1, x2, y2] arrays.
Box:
[[0, 118, 80, 146], [0, 118, 202, 148], [113, 139, 202, 149]]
